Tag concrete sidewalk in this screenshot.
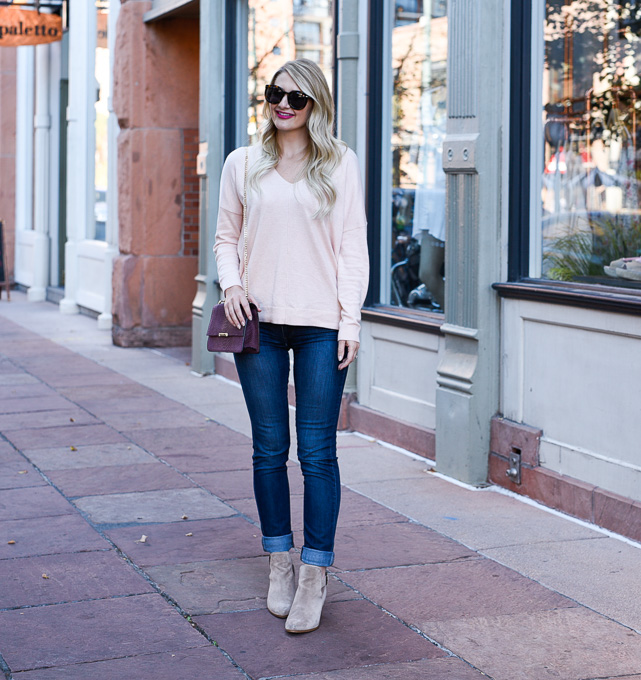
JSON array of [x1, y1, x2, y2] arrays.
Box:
[[1, 291, 641, 680]]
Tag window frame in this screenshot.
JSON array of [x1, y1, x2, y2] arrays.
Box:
[[498, 0, 641, 315], [363, 0, 445, 331]]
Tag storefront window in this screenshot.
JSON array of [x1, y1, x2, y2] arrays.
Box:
[[539, 1, 641, 288], [389, 1, 447, 312], [247, 0, 333, 141], [93, 0, 109, 241]]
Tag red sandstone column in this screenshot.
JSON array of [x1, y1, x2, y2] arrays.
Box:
[[0, 48, 17, 284], [112, 0, 199, 346]]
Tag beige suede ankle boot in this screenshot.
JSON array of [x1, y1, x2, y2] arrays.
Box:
[[285, 564, 327, 633], [267, 551, 296, 618]]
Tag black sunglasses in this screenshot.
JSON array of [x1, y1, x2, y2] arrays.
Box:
[[264, 84, 312, 111]]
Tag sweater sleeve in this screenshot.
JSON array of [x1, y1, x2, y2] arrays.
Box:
[[337, 149, 370, 342], [213, 148, 244, 293]]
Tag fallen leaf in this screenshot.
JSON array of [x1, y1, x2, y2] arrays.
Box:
[[42, 574, 49, 579], [181, 515, 188, 520], [136, 535, 148, 544], [17, 470, 28, 475], [7, 540, 15, 545], [185, 533, 193, 537], [69, 417, 75, 422], [70, 446, 77, 452]]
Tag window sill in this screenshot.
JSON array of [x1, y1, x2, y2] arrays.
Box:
[[493, 279, 641, 315], [361, 305, 444, 334]]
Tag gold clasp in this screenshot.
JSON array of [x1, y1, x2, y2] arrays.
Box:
[[218, 332, 229, 337]]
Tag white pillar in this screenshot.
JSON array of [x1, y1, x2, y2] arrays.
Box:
[[61, 0, 96, 314], [47, 39, 62, 288], [14, 47, 35, 287], [29, 43, 52, 302], [97, 0, 120, 330]]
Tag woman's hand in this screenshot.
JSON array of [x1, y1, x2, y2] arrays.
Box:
[[223, 286, 262, 330], [338, 340, 359, 370]]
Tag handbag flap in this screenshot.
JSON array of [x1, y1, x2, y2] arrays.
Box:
[[206, 304, 247, 339]]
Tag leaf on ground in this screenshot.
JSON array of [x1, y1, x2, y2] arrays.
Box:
[[181, 515, 188, 520], [185, 533, 193, 537], [69, 417, 75, 422], [7, 540, 15, 545], [70, 446, 77, 451], [17, 470, 28, 475], [42, 573, 49, 579], [136, 534, 148, 544]]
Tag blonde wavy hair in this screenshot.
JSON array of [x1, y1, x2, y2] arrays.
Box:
[[248, 59, 346, 219]]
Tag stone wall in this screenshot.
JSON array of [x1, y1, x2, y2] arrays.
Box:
[[112, 0, 199, 346], [0, 48, 17, 287]]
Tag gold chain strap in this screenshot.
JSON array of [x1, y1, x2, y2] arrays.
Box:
[[243, 147, 249, 300]]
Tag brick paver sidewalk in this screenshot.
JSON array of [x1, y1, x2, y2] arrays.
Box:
[[2, 316, 641, 679]]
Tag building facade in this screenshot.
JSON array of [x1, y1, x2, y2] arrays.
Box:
[[10, 0, 641, 542]]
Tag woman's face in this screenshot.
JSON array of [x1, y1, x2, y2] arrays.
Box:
[[269, 72, 313, 134]]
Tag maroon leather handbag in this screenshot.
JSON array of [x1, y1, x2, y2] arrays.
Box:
[[207, 148, 260, 354], [206, 302, 259, 354]]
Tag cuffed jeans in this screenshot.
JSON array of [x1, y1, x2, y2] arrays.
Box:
[[234, 323, 347, 567]]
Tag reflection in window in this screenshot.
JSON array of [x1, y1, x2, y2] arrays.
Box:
[[390, 1, 447, 312], [94, 0, 109, 241], [247, 0, 333, 141], [541, 1, 641, 287]]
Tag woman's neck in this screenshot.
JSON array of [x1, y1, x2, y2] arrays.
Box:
[[277, 129, 310, 160]]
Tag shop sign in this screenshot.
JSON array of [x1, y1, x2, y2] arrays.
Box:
[[0, 7, 62, 46]]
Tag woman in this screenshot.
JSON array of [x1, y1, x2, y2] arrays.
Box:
[[214, 59, 369, 633]]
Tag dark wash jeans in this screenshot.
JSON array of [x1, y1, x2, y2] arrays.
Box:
[[234, 323, 347, 567]]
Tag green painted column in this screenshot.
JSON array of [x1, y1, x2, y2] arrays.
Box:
[[435, 0, 503, 485], [191, 0, 227, 375]]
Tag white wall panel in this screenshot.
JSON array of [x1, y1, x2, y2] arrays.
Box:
[[501, 298, 641, 501], [75, 240, 107, 312], [358, 321, 441, 428]]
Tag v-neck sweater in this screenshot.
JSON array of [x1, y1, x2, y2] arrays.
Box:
[[213, 144, 369, 342]]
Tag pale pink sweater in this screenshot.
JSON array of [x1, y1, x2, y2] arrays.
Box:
[[213, 144, 369, 342]]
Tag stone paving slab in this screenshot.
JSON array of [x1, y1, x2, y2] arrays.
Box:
[[5, 424, 126, 451], [232, 488, 406, 533], [331, 521, 476, 571], [146, 556, 361, 616], [0, 514, 109, 559], [66, 395, 180, 415], [10, 647, 246, 680], [73, 488, 236, 525], [0, 395, 80, 415], [195, 599, 445, 679], [0, 446, 26, 465], [23, 442, 157, 471], [124, 424, 251, 453], [0, 486, 74, 521], [56, 383, 158, 401], [159, 444, 254, 473], [192, 467, 305, 501], [1, 383, 58, 399], [340, 560, 574, 628], [0, 458, 47, 489], [422, 607, 641, 680], [99, 407, 210, 431], [286, 657, 488, 680], [0, 408, 100, 431], [0, 593, 208, 672], [0, 373, 40, 386], [337, 445, 429, 485], [350, 476, 603, 550], [46, 463, 195, 498], [0, 550, 154, 609], [26, 371, 135, 389], [484, 536, 641, 633], [106, 516, 264, 567]]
